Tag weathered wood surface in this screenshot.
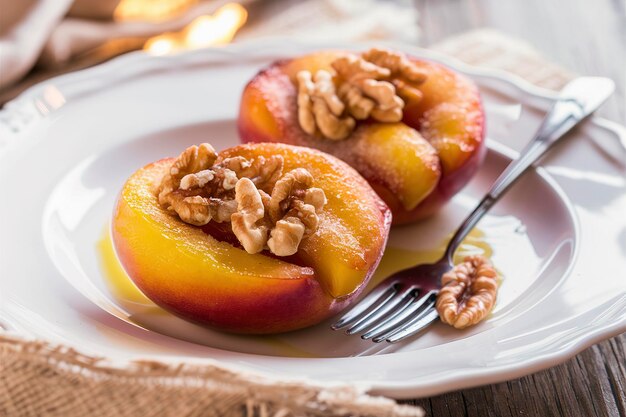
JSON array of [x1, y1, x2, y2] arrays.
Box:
[[407, 0, 626, 415]]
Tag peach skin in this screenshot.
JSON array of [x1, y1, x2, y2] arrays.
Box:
[[238, 50, 486, 224], [112, 143, 391, 334]]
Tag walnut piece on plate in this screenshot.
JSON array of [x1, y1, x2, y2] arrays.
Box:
[[157, 144, 326, 256], [436, 255, 498, 329]]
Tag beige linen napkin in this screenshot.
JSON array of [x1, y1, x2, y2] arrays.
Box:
[[0, 333, 422, 417]]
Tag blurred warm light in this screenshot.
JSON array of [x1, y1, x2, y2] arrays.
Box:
[[143, 3, 247, 55], [145, 37, 178, 55], [114, 0, 198, 22]]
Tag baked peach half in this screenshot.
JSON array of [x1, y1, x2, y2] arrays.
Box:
[[112, 143, 390, 334], [238, 48, 486, 224]]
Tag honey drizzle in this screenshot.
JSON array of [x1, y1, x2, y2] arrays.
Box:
[[370, 228, 494, 288], [97, 226, 152, 306]]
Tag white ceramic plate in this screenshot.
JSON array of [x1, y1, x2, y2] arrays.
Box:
[[1, 41, 625, 398]]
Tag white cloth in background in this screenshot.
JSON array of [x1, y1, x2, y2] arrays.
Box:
[[0, 0, 419, 91], [0, 0, 74, 89], [0, 0, 238, 90]]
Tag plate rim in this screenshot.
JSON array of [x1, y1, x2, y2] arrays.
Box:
[[0, 39, 625, 399]]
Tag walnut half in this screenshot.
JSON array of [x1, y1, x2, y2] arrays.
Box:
[[361, 47, 428, 102], [266, 168, 327, 256], [333, 54, 404, 123], [231, 177, 268, 254], [157, 143, 238, 226], [297, 70, 355, 141], [436, 256, 498, 329]]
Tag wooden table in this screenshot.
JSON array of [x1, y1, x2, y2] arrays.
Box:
[[407, 1, 626, 415]]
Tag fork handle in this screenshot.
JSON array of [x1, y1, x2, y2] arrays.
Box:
[[443, 77, 614, 262]]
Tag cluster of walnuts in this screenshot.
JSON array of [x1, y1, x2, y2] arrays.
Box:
[[296, 48, 428, 140], [157, 143, 326, 256]]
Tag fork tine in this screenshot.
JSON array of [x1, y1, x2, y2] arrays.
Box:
[[331, 284, 397, 330], [362, 289, 434, 341], [383, 293, 439, 343], [372, 292, 437, 343], [345, 289, 414, 335], [370, 291, 437, 343], [385, 309, 439, 343]]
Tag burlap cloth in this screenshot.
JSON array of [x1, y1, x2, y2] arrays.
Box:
[[0, 28, 576, 417]]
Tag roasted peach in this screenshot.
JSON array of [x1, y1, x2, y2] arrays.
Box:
[[112, 143, 391, 334], [238, 50, 486, 224]]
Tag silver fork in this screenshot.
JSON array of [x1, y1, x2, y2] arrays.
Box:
[[332, 77, 615, 343]]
